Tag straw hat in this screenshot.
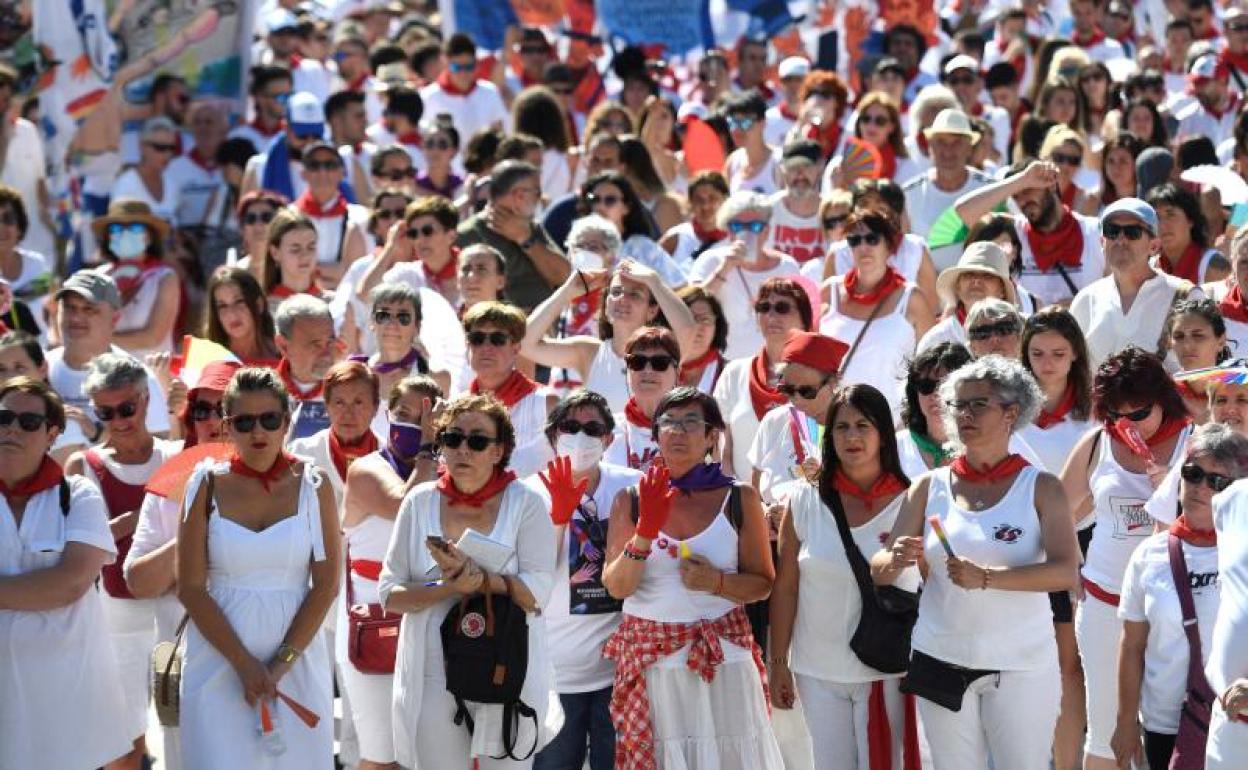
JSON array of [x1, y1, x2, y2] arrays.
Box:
[[922, 108, 981, 143], [935, 241, 1017, 308], [90, 198, 171, 243]]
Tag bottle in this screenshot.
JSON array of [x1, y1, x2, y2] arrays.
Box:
[[258, 700, 287, 757]]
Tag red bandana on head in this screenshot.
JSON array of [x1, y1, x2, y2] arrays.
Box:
[[229, 451, 297, 492], [1023, 207, 1084, 272], [295, 190, 348, 218], [436, 467, 515, 507], [470, 369, 539, 408], [950, 453, 1030, 483], [328, 429, 379, 481], [0, 456, 64, 500]]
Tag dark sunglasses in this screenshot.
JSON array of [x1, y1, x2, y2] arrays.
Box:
[[859, 114, 891, 127], [145, 142, 178, 153], [754, 300, 795, 315], [407, 223, 440, 239], [95, 400, 141, 422], [1180, 462, 1235, 492], [425, 138, 454, 151], [378, 168, 414, 181], [779, 379, 830, 400], [557, 419, 610, 438], [0, 409, 50, 431], [945, 75, 977, 87], [304, 160, 343, 172], [373, 309, 414, 326], [846, 232, 882, 248], [823, 215, 847, 230], [243, 210, 276, 226], [914, 377, 941, 396], [1108, 405, 1153, 422], [439, 430, 497, 451], [626, 354, 675, 372], [967, 319, 1021, 341], [1102, 222, 1148, 241], [228, 411, 284, 432], [1229, 22, 1248, 33], [376, 207, 406, 220], [519, 45, 549, 55], [587, 192, 623, 207], [190, 400, 224, 422], [1049, 152, 1082, 167], [448, 60, 477, 74], [467, 330, 512, 347]]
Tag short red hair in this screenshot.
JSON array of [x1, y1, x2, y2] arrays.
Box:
[[322, 360, 380, 407]]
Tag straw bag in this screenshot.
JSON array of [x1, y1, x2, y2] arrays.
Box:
[[152, 615, 190, 726]]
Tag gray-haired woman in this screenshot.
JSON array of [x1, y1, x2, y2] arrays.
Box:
[[964, 297, 1024, 361], [870, 355, 1079, 770]]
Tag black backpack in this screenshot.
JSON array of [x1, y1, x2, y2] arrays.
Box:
[[440, 574, 538, 760]]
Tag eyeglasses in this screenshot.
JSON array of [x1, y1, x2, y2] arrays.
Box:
[[967, 318, 1021, 341], [778, 378, 830, 400], [373, 309, 414, 326], [945, 75, 977, 87], [846, 232, 882, 248], [107, 223, 147, 237], [467, 330, 511, 347], [304, 160, 343, 172], [94, 399, 141, 422], [1102, 222, 1148, 241], [626, 353, 676, 372], [859, 113, 891, 127], [243, 209, 276, 226], [190, 400, 224, 422], [438, 430, 497, 451], [425, 138, 454, 151], [823, 215, 846, 230], [447, 60, 476, 74], [145, 142, 178, 153], [754, 300, 795, 316], [944, 397, 1004, 416], [1180, 462, 1235, 492], [377, 168, 414, 181], [228, 411, 284, 432], [376, 207, 406, 220], [656, 415, 708, 433], [0, 409, 50, 431], [407, 223, 440, 239], [1107, 405, 1153, 422], [914, 377, 941, 396], [587, 192, 622, 207], [726, 115, 757, 131], [1048, 152, 1082, 167], [728, 220, 766, 234], [0, 212, 18, 227], [557, 419, 610, 438]]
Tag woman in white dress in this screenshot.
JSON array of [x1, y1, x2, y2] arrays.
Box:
[[379, 393, 562, 768], [0, 377, 131, 769], [177, 367, 341, 770], [603, 327, 681, 473], [896, 342, 973, 478]]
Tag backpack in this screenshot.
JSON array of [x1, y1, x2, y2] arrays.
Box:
[[439, 573, 538, 760]]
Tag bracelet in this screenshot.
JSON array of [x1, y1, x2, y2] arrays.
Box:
[[622, 543, 651, 561], [714, 571, 725, 595], [981, 567, 992, 590], [768, 657, 789, 668], [275, 643, 301, 664]]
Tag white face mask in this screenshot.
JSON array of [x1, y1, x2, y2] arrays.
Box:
[[110, 229, 148, 260], [556, 432, 606, 473]]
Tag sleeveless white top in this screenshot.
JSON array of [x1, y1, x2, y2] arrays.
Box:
[[583, 341, 630, 416], [821, 281, 916, 423], [345, 515, 393, 607], [915, 466, 1055, 670], [605, 416, 659, 472], [116, 264, 177, 357], [1015, 416, 1096, 476]]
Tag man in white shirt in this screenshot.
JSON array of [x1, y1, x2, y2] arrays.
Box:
[[228, 65, 293, 153], [763, 57, 809, 148], [419, 33, 509, 152], [1175, 53, 1240, 148], [1069, 0, 1128, 62], [240, 91, 326, 200], [257, 7, 332, 102], [166, 101, 228, 231], [325, 90, 373, 203], [765, 140, 825, 265], [1218, 8, 1248, 96]]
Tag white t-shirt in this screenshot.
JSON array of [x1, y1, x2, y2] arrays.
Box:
[[1207, 480, 1248, 698], [688, 248, 800, 361], [902, 168, 994, 272], [747, 405, 819, 504], [1174, 96, 1239, 150], [724, 146, 779, 195], [764, 193, 825, 265], [1119, 533, 1221, 733], [45, 346, 171, 435], [1013, 211, 1105, 306], [109, 167, 178, 223], [713, 357, 768, 478], [418, 81, 510, 155], [165, 154, 226, 229], [1070, 271, 1200, 372]]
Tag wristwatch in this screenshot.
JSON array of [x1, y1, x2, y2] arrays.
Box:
[[275, 644, 301, 664], [519, 231, 538, 251]]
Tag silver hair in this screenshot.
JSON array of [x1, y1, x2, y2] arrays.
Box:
[[1186, 422, 1248, 476], [141, 116, 179, 140], [939, 354, 1044, 445], [567, 214, 623, 254], [715, 190, 773, 231], [909, 85, 958, 141], [1230, 227, 1248, 264], [274, 293, 333, 338], [369, 281, 421, 317], [84, 352, 150, 396], [965, 297, 1022, 329]]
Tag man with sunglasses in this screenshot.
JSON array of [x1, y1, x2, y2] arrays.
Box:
[[1217, 8, 1248, 97], [723, 89, 779, 195], [1071, 197, 1204, 370], [229, 65, 294, 154], [275, 294, 343, 441], [419, 32, 509, 152], [293, 141, 369, 283]]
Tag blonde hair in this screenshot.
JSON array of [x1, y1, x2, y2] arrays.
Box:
[[1039, 124, 1087, 160]]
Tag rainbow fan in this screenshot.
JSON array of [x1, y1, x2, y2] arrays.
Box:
[[839, 138, 882, 183], [1174, 360, 1248, 389]]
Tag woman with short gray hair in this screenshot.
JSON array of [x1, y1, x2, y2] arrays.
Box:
[[110, 116, 181, 223], [965, 297, 1024, 360], [871, 354, 1079, 770], [83, 352, 150, 398], [360, 282, 450, 409]]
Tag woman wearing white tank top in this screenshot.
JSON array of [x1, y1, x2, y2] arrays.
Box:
[[872, 356, 1080, 770]]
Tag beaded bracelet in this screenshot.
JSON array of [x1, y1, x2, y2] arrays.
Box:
[[623, 543, 651, 561]]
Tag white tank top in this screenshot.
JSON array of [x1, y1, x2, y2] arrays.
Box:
[[1084, 426, 1191, 594], [914, 466, 1056, 670], [820, 282, 916, 423], [116, 265, 177, 357], [345, 515, 393, 605], [1014, 417, 1096, 476], [623, 491, 739, 623], [583, 341, 630, 416]]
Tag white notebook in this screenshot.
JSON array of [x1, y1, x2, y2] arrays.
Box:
[[456, 528, 515, 573]]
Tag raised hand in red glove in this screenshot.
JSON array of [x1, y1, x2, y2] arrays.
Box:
[[635, 463, 677, 540], [539, 455, 589, 526]]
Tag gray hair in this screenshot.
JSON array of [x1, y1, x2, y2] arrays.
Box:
[[84, 352, 150, 396], [939, 354, 1044, 443], [1230, 227, 1248, 265], [909, 85, 958, 142], [370, 281, 421, 319], [141, 116, 179, 140], [1186, 422, 1248, 476], [715, 190, 773, 232], [274, 293, 333, 338], [567, 214, 623, 254], [965, 297, 1022, 329]]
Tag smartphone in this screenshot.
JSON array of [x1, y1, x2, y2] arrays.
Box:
[[426, 535, 450, 552]]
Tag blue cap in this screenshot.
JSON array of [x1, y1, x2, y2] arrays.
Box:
[[1100, 197, 1158, 235]]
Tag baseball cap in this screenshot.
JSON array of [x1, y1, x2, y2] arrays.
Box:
[[944, 55, 980, 77], [56, 270, 122, 309], [1101, 197, 1158, 235], [781, 139, 822, 167], [286, 92, 325, 138], [265, 8, 300, 35], [1188, 53, 1222, 82], [873, 56, 906, 78], [778, 57, 811, 81]]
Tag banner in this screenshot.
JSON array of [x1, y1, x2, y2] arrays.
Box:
[[598, 0, 704, 55], [447, 0, 520, 51]]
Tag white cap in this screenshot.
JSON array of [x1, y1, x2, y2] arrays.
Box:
[[1189, 52, 1220, 81], [944, 54, 980, 76], [778, 57, 811, 80], [265, 7, 300, 34], [287, 92, 325, 136]]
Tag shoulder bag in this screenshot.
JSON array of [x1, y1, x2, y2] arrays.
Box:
[[1167, 533, 1218, 770], [345, 545, 402, 674]]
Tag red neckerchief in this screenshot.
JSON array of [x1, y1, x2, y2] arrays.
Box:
[[691, 218, 728, 245], [109, 257, 167, 299], [470, 369, 538, 408], [1220, 280, 1248, 323], [1105, 415, 1189, 450], [188, 147, 217, 171], [327, 429, 379, 482], [624, 397, 652, 429], [832, 468, 906, 512], [422, 251, 458, 289], [1034, 384, 1077, 429], [345, 72, 368, 92], [950, 453, 1030, 483], [1170, 514, 1217, 546], [1073, 27, 1106, 47], [249, 117, 284, 137], [967, 101, 984, 117], [876, 141, 898, 180], [0, 456, 64, 501], [844, 266, 906, 305], [1023, 207, 1083, 272], [1218, 49, 1248, 80], [269, 282, 323, 300], [778, 102, 799, 121], [955, 303, 968, 325], [230, 451, 297, 492], [295, 189, 348, 218], [436, 467, 515, 508], [680, 347, 723, 384], [435, 68, 478, 97], [276, 357, 323, 401], [748, 348, 788, 420], [1159, 242, 1204, 283], [1199, 90, 1238, 122], [396, 132, 423, 147]]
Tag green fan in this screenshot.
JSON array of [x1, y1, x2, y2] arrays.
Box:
[[928, 206, 969, 250]]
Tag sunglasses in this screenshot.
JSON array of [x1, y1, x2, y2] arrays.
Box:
[[376, 207, 406, 220], [587, 192, 623, 207], [557, 419, 610, 438], [94, 399, 141, 422], [304, 160, 343, 172], [846, 232, 882, 248], [1102, 222, 1148, 241], [754, 300, 795, 315], [967, 319, 1021, 341], [373, 309, 414, 326], [1180, 462, 1235, 492], [551, 87, 573, 97], [190, 400, 224, 422], [146, 142, 178, 153], [448, 60, 476, 74], [945, 75, 977, 87], [425, 138, 454, 151], [107, 223, 147, 237], [439, 430, 497, 451], [0, 409, 50, 431], [1049, 152, 1082, 167], [626, 353, 675, 372], [914, 377, 941, 396], [406, 223, 440, 239], [727, 116, 757, 131], [859, 113, 891, 127], [243, 210, 276, 226], [377, 168, 414, 181], [0, 212, 18, 227], [728, 220, 766, 234], [823, 215, 847, 230], [1108, 405, 1153, 422], [1229, 22, 1248, 33], [779, 379, 829, 400], [467, 330, 512, 347], [229, 411, 284, 432]]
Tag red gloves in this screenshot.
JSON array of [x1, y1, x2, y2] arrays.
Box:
[[539, 456, 589, 526], [635, 463, 676, 540]]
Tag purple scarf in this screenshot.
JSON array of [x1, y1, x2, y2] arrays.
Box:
[[379, 447, 414, 480], [350, 348, 424, 375], [670, 462, 736, 495]]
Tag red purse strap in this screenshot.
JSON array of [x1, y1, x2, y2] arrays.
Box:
[[1167, 534, 1216, 697], [787, 406, 806, 464]]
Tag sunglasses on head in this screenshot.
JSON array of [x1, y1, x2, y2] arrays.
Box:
[[779, 379, 829, 400], [0, 409, 50, 431], [914, 377, 941, 396], [378, 168, 414, 182], [846, 232, 882, 248], [859, 113, 891, 127], [754, 299, 795, 315], [1102, 222, 1148, 241], [406, 223, 439, 239], [557, 418, 610, 438], [587, 192, 622, 207], [1049, 152, 1082, 167], [439, 430, 497, 451], [304, 159, 343, 173], [728, 219, 766, 234], [190, 400, 224, 422], [146, 142, 178, 153], [95, 399, 141, 422], [1180, 462, 1235, 492], [229, 411, 284, 432], [967, 318, 1021, 341], [1108, 405, 1153, 422], [626, 353, 675, 372], [373, 309, 414, 326], [243, 209, 276, 226], [467, 330, 512, 347]]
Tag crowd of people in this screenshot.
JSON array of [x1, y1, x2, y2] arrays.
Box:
[[7, 0, 1248, 769]]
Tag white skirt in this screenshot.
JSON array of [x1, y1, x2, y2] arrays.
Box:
[[644, 640, 784, 770], [340, 663, 395, 763], [101, 593, 158, 742]]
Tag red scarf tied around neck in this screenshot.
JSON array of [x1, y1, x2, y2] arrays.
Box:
[[435, 68, 478, 97], [844, 266, 906, 306], [276, 358, 324, 401], [470, 369, 539, 408], [230, 451, 297, 492], [328, 430, 379, 482], [1105, 416, 1189, 456], [1034, 385, 1077, 430], [1159, 242, 1204, 283], [950, 453, 1030, 483], [1023, 207, 1084, 273], [692, 219, 728, 246], [1170, 514, 1217, 547], [679, 347, 722, 385], [624, 397, 652, 429], [1220, 280, 1248, 323], [748, 348, 788, 420], [295, 190, 348, 219], [832, 468, 907, 512], [876, 142, 898, 181], [437, 467, 515, 508], [0, 456, 64, 500]]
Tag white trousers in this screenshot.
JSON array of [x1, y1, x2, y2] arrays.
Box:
[[1205, 701, 1248, 770], [795, 674, 907, 770], [917, 664, 1060, 770], [415, 679, 534, 769], [1075, 592, 1121, 759], [101, 594, 157, 743]]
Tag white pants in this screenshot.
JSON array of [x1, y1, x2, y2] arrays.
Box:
[[917, 664, 1060, 770], [340, 663, 395, 763], [415, 679, 534, 769], [1205, 701, 1248, 769], [101, 593, 157, 743], [1075, 592, 1121, 759], [795, 674, 907, 770]]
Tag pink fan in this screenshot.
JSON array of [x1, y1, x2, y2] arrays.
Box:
[[839, 137, 884, 183], [682, 118, 727, 175]]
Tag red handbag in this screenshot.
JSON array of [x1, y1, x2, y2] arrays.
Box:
[[346, 549, 402, 674]]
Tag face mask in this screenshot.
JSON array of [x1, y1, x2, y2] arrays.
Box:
[[556, 432, 605, 473], [389, 420, 422, 457], [111, 229, 148, 260]]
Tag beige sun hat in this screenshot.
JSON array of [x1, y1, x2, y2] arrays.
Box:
[[922, 107, 981, 143], [936, 241, 1017, 309]]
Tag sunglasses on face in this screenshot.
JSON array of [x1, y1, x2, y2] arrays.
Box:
[[754, 299, 795, 315], [145, 142, 178, 154], [1102, 222, 1148, 241], [587, 192, 622, 207], [378, 168, 414, 181], [945, 75, 977, 87], [1049, 152, 1082, 167], [107, 223, 146, 237], [779, 379, 829, 400], [1229, 22, 1248, 33], [467, 330, 512, 347], [0, 409, 50, 431], [190, 400, 224, 422], [859, 114, 891, 127], [229, 411, 284, 432], [626, 353, 676, 372], [243, 210, 276, 226], [448, 60, 476, 74], [557, 418, 610, 438], [726, 116, 757, 132], [519, 46, 548, 56], [439, 430, 497, 451], [0, 212, 18, 227], [95, 399, 141, 422], [407, 223, 440, 239], [914, 377, 941, 396], [1108, 405, 1153, 422], [846, 232, 882, 248], [728, 219, 766, 234], [425, 138, 454, 151], [373, 309, 414, 326], [304, 160, 343, 172], [376, 207, 406, 220], [823, 215, 847, 230], [967, 319, 1021, 341], [1180, 462, 1235, 492]]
